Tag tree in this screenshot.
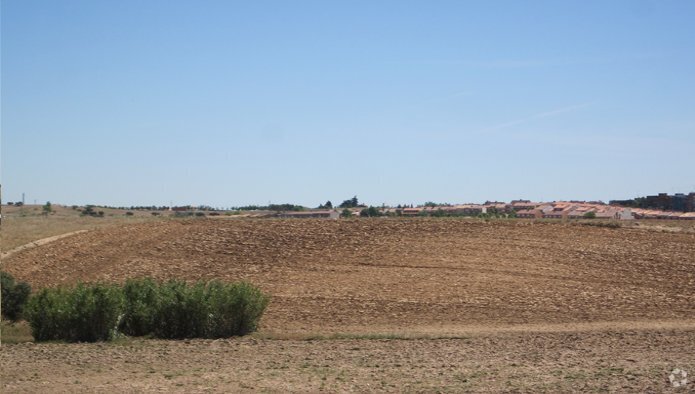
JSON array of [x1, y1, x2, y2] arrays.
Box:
[[42, 201, 52, 216], [318, 200, 333, 209], [82, 205, 96, 216], [340, 208, 353, 218], [432, 208, 447, 217], [339, 196, 360, 208], [584, 211, 596, 219], [360, 206, 382, 217]]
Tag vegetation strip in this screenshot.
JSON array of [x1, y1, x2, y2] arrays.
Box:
[[9, 277, 269, 342]]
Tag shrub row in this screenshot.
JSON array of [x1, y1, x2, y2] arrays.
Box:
[[26, 283, 122, 342], [25, 279, 269, 342]]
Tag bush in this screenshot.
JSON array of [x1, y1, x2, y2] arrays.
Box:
[[1, 272, 31, 321], [149, 280, 269, 339], [151, 280, 209, 339], [119, 278, 159, 337], [206, 281, 270, 337], [23, 278, 269, 342], [582, 221, 621, 229], [25, 283, 123, 342], [359, 206, 382, 217]]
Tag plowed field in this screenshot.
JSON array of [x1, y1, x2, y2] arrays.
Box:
[[4, 218, 694, 334], [3, 218, 695, 392]]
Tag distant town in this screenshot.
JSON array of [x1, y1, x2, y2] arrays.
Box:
[[276, 192, 695, 221], [4, 192, 694, 221]]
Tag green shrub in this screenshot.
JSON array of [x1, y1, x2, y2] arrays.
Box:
[[582, 221, 621, 229], [206, 281, 270, 337], [119, 278, 159, 337], [23, 278, 269, 342], [1, 272, 32, 321], [152, 280, 209, 339], [121, 279, 269, 339], [25, 283, 123, 342]]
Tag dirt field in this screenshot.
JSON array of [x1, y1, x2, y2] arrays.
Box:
[[2, 218, 695, 392], [0, 204, 159, 252], [3, 329, 694, 393]]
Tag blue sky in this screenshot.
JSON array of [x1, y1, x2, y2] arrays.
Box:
[[2, 1, 694, 207]]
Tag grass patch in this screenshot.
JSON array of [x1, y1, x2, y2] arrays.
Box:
[[0, 320, 34, 344], [580, 221, 621, 229]]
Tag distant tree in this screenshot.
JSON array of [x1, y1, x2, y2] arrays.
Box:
[[432, 208, 447, 217], [318, 200, 333, 209], [42, 201, 53, 216], [339, 196, 360, 208], [584, 211, 596, 219], [340, 208, 353, 218], [360, 206, 382, 217], [82, 205, 96, 216]]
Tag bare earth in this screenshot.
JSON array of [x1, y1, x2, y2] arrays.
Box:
[[2, 329, 694, 393], [2, 218, 695, 392]]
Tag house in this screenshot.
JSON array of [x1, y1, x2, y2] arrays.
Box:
[[510, 200, 541, 211], [516, 209, 542, 219], [277, 210, 340, 219]]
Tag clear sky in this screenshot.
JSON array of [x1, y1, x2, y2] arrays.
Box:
[[2, 1, 694, 208]]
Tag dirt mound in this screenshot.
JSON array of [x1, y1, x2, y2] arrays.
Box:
[[4, 218, 695, 334]]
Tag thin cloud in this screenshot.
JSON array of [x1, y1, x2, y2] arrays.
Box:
[[474, 102, 594, 135], [424, 52, 663, 69]]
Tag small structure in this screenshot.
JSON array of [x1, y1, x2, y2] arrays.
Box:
[[277, 210, 340, 219]]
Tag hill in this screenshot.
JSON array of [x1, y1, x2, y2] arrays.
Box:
[[4, 218, 694, 335]]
